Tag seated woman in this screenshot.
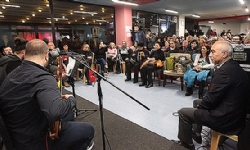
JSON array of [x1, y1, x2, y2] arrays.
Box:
[[184, 45, 214, 98], [94, 41, 107, 73], [106, 42, 118, 73], [139, 42, 165, 88]]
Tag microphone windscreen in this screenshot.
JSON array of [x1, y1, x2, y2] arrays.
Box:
[[50, 48, 60, 58]]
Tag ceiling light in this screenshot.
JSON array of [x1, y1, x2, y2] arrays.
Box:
[[208, 21, 214, 23], [22, 20, 25, 23], [165, 9, 178, 14], [38, 9, 42, 12], [47, 17, 68, 20], [5, 0, 10, 2], [192, 14, 201, 18], [70, 12, 73, 15], [99, 23, 101, 25], [75, 20, 77, 22], [26, 17, 29, 20], [46, 4, 49, 7], [68, 22, 71, 24], [0, 15, 4, 18], [32, 13, 35, 17], [74, 11, 97, 15], [62, 16, 65, 18], [112, 0, 138, 6], [245, 7, 249, 12], [239, 0, 245, 4], [86, 22, 88, 24], [0, 11, 2, 14], [0, 4, 20, 8], [248, 18, 250, 21], [96, 19, 107, 22], [80, 8, 83, 10], [82, 17, 85, 19]]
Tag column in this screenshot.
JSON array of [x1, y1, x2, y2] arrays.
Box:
[[115, 5, 132, 46], [177, 15, 185, 37]]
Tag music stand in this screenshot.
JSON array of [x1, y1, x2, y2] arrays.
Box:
[[66, 56, 97, 117], [69, 54, 150, 150]]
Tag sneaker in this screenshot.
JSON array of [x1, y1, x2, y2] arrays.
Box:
[[87, 141, 94, 150]]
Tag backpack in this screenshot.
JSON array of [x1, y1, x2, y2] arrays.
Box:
[[0, 55, 21, 86], [165, 56, 175, 70]]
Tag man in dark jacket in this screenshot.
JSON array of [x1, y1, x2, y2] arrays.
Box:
[[0, 39, 94, 150], [176, 41, 250, 149]]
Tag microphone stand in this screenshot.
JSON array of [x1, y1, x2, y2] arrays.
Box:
[[70, 54, 150, 150]]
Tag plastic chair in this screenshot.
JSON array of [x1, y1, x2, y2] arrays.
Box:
[[210, 130, 238, 150]]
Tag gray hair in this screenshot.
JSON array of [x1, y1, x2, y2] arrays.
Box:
[[214, 40, 233, 57]]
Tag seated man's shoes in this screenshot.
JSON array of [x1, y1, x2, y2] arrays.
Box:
[[146, 83, 153, 88], [133, 80, 138, 83], [172, 140, 195, 150], [87, 81, 92, 85], [125, 78, 131, 82], [139, 83, 146, 87]]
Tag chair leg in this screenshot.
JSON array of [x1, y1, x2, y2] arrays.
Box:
[[210, 131, 221, 150]]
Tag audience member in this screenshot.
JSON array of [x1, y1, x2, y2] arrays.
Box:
[[106, 42, 118, 73], [131, 25, 146, 47], [184, 45, 213, 98], [176, 41, 249, 149], [0, 39, 95, 150], [79, 44, 94, 85], [0, 38, 27, 86], [94, 41, 108, 73], [139, 42, 165, 88]]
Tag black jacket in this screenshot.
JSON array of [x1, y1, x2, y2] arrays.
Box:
[[0, 60, 75, 149], [194, 59, 250, 135]]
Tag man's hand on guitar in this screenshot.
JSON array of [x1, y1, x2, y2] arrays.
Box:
[[57, 63, 67, 79]]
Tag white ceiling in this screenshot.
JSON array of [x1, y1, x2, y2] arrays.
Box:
[[74, 0, 250, 20]]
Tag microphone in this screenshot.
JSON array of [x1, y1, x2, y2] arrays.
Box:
[[59, 51, 79, 55], [49, 48, 60, 57]]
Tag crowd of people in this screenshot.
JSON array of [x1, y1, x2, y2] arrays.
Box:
[[0, 26, 250, 149]]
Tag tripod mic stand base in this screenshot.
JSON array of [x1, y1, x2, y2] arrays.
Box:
[[74, 109, 97, 118]]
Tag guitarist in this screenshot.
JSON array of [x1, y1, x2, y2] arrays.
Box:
[[0, 39, 95, 150]]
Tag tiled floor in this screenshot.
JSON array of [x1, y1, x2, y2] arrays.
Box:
[[66, 72, 236, 150]]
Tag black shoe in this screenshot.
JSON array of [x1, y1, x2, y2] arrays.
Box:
[[172, 140, 195, 150], [116, 71, 121, 74], [87, 81, 92, 85], [139, 83, 146, 87], [133, 80, 138, 83], [146, 83, 153, 88], [185, 92, 193, 96], [192, 132, 202, 144], [185, 87, 193, 96], [125, 78, 131, 82]]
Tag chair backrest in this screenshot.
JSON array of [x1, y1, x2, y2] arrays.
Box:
[[0, 114, 14, 150], [192, 53, 198, 62]]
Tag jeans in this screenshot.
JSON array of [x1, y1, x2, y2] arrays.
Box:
[[97, 58, 106, 71], [51, 112, 95, 150]]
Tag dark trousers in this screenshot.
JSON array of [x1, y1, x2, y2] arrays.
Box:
[[178, 100, 202, 145], [51, 112, 95, 150], [140, 64, 157, 84]]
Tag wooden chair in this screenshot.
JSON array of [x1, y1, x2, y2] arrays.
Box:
[[210, 130, 238, 150]]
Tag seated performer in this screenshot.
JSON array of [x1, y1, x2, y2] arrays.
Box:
[[0, 39, 95, 150]]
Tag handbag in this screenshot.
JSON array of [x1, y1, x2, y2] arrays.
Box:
[[156, 60, 163, 67]]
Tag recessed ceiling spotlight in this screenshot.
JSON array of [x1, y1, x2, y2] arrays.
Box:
[[208, 21, 214, 23], [68, 22, 71, 24], [38, 9, 42, 12], [86, 22, 88, 24], [0, 15, 4, 18], [62, 16, 65, 18], [239, 0, 245, 4], [46, 4, 49, 7], [75, 20, 77, 22], [5, 0, 10, 2], [99, 23, 101, 25], [111, 15, 113, 18], [0, 11, 2, 14], [80, 8, 83, 11], [2, 6, 5, 9], [26, 17, 29, 20], [82, 17, 85, 19], [70, 12, 73, 15], [91, 14, 94, 16], [22, 20, 25, 23], [32, 13, 35, 17], [245, 7, 249, 12]]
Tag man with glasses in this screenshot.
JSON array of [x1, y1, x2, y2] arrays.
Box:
[[175, 41, 249, 149]]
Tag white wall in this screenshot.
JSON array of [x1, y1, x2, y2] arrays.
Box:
[[199, 19, 250, 35]]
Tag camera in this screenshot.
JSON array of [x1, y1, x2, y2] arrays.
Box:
[[232, 43, 250, 72]]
